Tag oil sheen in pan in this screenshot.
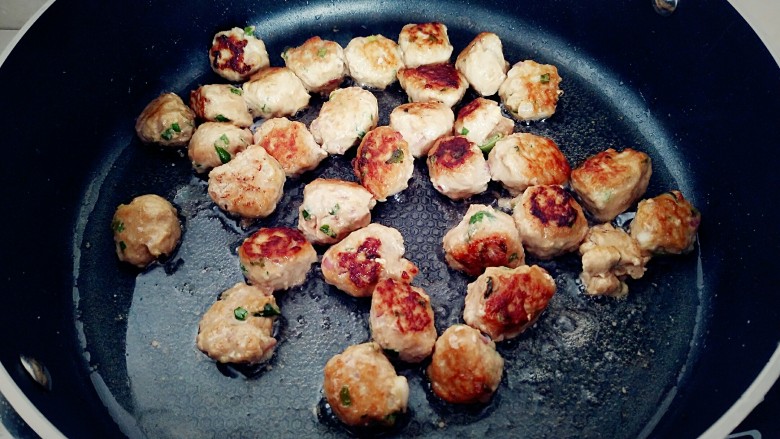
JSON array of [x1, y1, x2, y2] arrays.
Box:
[[71, 9, 705, 439]]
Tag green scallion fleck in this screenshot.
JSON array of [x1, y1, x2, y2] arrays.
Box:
[[328, 204, 340, 216], [339, 386, 352, 406], [317, 47, 327, 58], [234, 306, 248, 320], [301, 209, 311, 221], [540, 73, 551, 83], [244, 26, 255, 36], [469, 210, 495, 225], [357, 130, 366, 139], [214, 145, 231, 164], [230, 87, 242, 96], [460, 127, 469, 135], [485, 277, 494, 298], [215, 114, 230, 122], [171, 122, 181, 133], [111, 219, 125, 233], [319, 224, 337, 238], [366, 35, 378, 42], [385, 149, 404, 164], [160, 127, 174, 141], [253, 303, 281, 317], [119, 241, 127, 252], [240, 263, 247, 273], [384, 412, 398, 425], [479, 134, 502, 153], [508, 252, 519, 262]]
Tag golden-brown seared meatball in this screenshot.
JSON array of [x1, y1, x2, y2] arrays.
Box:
[[189, 84, 253, 127], [208, 27, 270, 82], [389, 101, 454, 158], [298, 178, 376, 245], [282, 36, 347, 94], [207, 145, 285, 219], [499, 60, 563, 121], [463, 265, 556, 341], [512, 185, 588, 259], [187, 122, 252, 173], [242, 67, 310, 118], [579, 224, 649, 298], [630, 191, 701, 255], [111, 194, 181, 268], [443, 204, 525, 276], [196, 282, 279, 365], [397, 22, 453, 68], [397, 63, 468, 108], [323, 342, 409, 427], [321, 224, 419, 298], [310, 86, 379, 155], [135, 93, 196, 147], [487, 133, 571, 196], [571, 148, 652, 222], [344, 35, 405, 89], [253, 118, 327, 177], [427, 136, 491, 200], [453, 97, 514, 152], [427, 324, 504, 404], [455, 32, 509, 96], [238, 227, 317, 291], [353, 126, 414, 202]]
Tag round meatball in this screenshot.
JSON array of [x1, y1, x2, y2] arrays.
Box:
[[196, 282, 279, 365], [630, 190, 701, 255], [512, 185, 588, 259], [397, 22, 453, 68], [283, 36, 347, 94], [427, 324, 504, 404], [207, 145, 285, 219], [187, 122, 252, 173], [253, 118, 327, 177], [427, 135, 490, 200], [389, 101, 454, 158], [397, 63, 468, 108], [499, 60, 563, 121], [135, 93, 196, 147], [111, 194, 181, 268], [579, 223, 649, 298], [323, 342, 409, 428], [452, 97, 514, 151], [189, 84, 253, 127], [344, 35, 405, 89], [310, 86, 379, 155], [298, 178, 376, 245], [353, 126, 414, 202], [369, 278, 437, 363], [238, 227, 317, 291], [455, 32, 509, 96], [463, 265, 556, 341], [487, 132, 571, 196], [208, 27, 270, 82], [443, 204, 525, 276], [242, 67, 310, 118]]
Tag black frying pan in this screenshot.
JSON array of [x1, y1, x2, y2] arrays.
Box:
[[1, 0, 779, 437]]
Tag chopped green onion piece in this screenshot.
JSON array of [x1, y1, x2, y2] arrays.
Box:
[[479, 133, 502, 153], [384, 412, 398, 425], [319, 224, 337, 238], [328, 204, 340, 216], [281, 47, 291, 60], [339, 386, 352, 406], [215, 114, 230, 122], [229, 87, 242, 96], [111, 219, 125, 233], [460, 127, 469, 135], [240, 263, 247, 273], [469, 210, 495, 225], [540, 73, 551, 83], [218, 134, 230, 145], [508, 252, 519, 262], [357, 130, 366, 139], [119, 241, 127, 252], [234, 306, 248, 321], [253, 303, 281, 317], [214, 145, 231, 164], [301, 209, 311, 221], [385, 149, 404, 164], [160, 127, 174, 141], [366, 35, 378, 42], [317, 47, 327, 58], [171, 122, 181, 133], [485, 277, 494, 298], [244, 26, 255, 36]]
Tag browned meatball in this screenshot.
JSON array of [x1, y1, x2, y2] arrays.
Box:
[[238, 227, 317, 292], [189, 84, 253, 127], [630, 191, 701, 255], [253, 117, 327, 177], [187, 122, 252, 173], [397, 22, 453, 68], [499, 60, 563, 121], [487, 132, 571, 196], [427, 135, 491, 200], [353, 126, 414, 202], [397, 63, 468, 107], [111, 194, 181, 268], [135, 93, 196, 147], [579, 224, 649, 298], [208, 27, 270, 82]]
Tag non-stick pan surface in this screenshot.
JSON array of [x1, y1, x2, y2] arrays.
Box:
[[1, 0, 779, 438]]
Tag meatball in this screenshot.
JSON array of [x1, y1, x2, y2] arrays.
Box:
[[455, 32, 509, 96], [571, 148, 652, 222], [579, 224, 649, 298], [321, 223, 419, 298], [323, 342, 409, 427], [253, 118, 327, 177], [397, 22, 453, 68], [207, 145, 286, 219], [427, 324, 504, 404], [397, 63, 468, 108], [282, 36, 347, 94], [111, 194, 181, 268], [389, 101, 454, 158], [452, 97, 514, 152], [427, 135, 491, 200], [298, 178, 376, 245], [463, 265, 556, 341], [310, 86, 379, 155], [443, 204, 525, 276], [196, 282, 279, 365], [135, 93, 196, 147], [499, 60, 563, 121], [630, 190, 701, 255], [344, 34, 405, 89], [512, 185, 588, 259], [238, 227, 317, 291], [208, 27, 270, 82], [187, 122, 252, 173], [242, 67, 310, 118], [353, 126, 414, 202], [487, 133, 571, 196], [189, 84, 253, 127], [369, 278, 437, 363]]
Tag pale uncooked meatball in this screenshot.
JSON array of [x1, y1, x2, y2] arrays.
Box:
[[187, 122, 252, 173], [112, 194, 181, 268], [455, 32, 508, 96], [512, 185, 588, 259], [309, 87, 379, 155], [487, 133, 571, 196], [571, 148, 652, 222], [427, 135, 490, 200], [397, 22, 453, 68], [323, 342, 409, 427], [369, 278, 437, 363], [282, 36, 347, 94], [353, 126, 414, 202], [238, 227, 317, 291], [452, 97, 514, 151], [579, 224, 649, 298], [397, 63, 468, 108], [321, 223, 419, 298], [242, 67, 310, 118], [189, 84, 253, 127], [443, 204, 525, 276], [253, 118, 327, 177], [630, 190, 701, 255], [463, 265, 556, 341], [196, 282, 279, 364], [208, 27, 270, 82], [389, 101, 454, 158], [298, 178, 376, 245], [427, 324, 504, 404], [135, 93, 196, 147], [499, 60, 563, 121], [207, 145, 285, 219], [344, 35, 405, 89]]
